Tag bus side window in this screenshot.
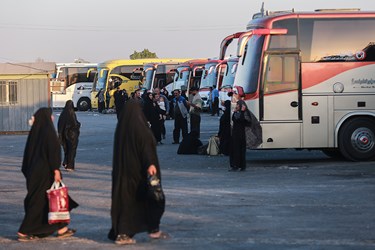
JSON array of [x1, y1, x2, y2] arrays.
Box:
[[69, 73, 79, 85], [267, 56, 282, 83], [264, 55, 298, 94]]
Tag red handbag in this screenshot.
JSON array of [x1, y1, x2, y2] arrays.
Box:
[[46, 181, 70, 224]]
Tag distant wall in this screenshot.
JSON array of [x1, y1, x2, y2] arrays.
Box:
[[0, 75, 50, 133]]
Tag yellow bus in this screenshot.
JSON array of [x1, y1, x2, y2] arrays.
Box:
[[91, 58, 190, 109]]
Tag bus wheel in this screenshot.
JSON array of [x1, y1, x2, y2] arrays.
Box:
[[338, 117, 375, 161], [77, 97, 91, 111]]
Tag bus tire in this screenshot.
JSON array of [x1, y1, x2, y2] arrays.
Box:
[[338, 117, 375, 161], [77, 97, 91, 111]]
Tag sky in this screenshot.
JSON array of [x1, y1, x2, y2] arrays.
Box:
[[1, 0, 375, 64]]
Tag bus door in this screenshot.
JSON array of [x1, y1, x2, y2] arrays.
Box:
[[261, 52, 301, 148]]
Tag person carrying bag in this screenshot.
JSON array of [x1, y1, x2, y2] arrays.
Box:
[[18, 108, 78, 242], [46, 181, 71, 224]]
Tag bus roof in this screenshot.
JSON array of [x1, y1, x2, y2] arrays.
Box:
[[56, 62, 97, 68], [247, 10, 375, 29], [97, 58, 192, 69], [143, 59, 193, 68], [205, 59, 222, 64], [177, 59, 210, 68]]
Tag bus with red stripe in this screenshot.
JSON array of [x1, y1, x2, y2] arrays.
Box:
[[224, 8, 375, 161]]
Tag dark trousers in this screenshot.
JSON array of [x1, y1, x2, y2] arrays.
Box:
[[98, 101, 105, 113], [160, 119, 166, 137], [190, 114, 201, 137], [212, 97, 219, 116], [173, 115, 188, 143]]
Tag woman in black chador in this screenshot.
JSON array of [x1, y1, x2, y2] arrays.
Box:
[[108, 99, 167, 245], [229, 100, 252, 171], [143, 92, 162, 144], [218, 100, 232, 156], [18, 108, 78, 242], [58, 100, 80, 171]]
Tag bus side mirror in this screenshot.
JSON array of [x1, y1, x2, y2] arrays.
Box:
[[237, 35, 252, 58], [237, 29, 288, 57], [87, 68, 96, 78], [219, 32, 244, 60]]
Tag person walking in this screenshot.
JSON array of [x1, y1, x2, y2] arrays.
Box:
[[211, 85, 220, 116], [187, 86, 203, 137], [105, 87, 111, 110], [114, 87, 128, 120], [108, 100, 167, 245], [155, 93, 167, 140], [18, 107, 78, 242], [58, 100, 81, 172], [229, 100, 252, 171], [143, 92, 163, 144], [172, 89, 189, 144], [218, 100, 232, 156], [208, 87, 213, 114], [96, 88, 105, 113], [154, 88, 169, 138]]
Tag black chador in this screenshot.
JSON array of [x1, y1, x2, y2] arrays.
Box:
[[19, 108, 78, 236], [108, 100, 165, 241], [58, 100, 80, 171]]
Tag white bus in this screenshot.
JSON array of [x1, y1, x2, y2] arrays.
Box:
[[224, 9, 375, 161], [50, 62, 97, 111]]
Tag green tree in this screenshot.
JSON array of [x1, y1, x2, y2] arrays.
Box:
[[129, 49, 158, 59]]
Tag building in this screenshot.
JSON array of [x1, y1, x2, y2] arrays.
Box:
[[0, 62, 55, 134]]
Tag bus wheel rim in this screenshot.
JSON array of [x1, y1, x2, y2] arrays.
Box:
[[351, 127, 375, 153]]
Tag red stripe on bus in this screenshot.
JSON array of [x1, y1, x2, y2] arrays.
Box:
[[301, 62, 375, 89]]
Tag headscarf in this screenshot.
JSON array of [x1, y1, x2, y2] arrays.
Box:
[[233, 100, 251, 124], [237, 100, 247, 110], [22, 107, 61, 177]]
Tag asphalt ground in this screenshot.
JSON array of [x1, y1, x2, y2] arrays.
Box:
[[0, 111, 374, 250]]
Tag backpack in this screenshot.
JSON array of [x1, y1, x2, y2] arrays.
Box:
[[207, 135, 220, 156]]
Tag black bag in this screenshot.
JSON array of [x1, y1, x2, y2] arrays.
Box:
[[147, 175, 165, 202]]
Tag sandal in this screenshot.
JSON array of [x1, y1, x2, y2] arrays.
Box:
[[57, 228, 76, 238], [149, 231, 170, 239], [17, 233, 38, 242], [115, 234, 136, 245]]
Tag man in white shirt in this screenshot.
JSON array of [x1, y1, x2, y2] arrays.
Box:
[[187, 86, 203, 138]]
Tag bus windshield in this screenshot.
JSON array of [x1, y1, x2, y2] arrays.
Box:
[[173, 66, 190, 90], [221, 61, 237, 88], [54, 66, 95, 87], [234, 35, 264, 94], [200, 64, 217, 88], [143, 66, 155, 90], [94, 69, 109, 91]]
